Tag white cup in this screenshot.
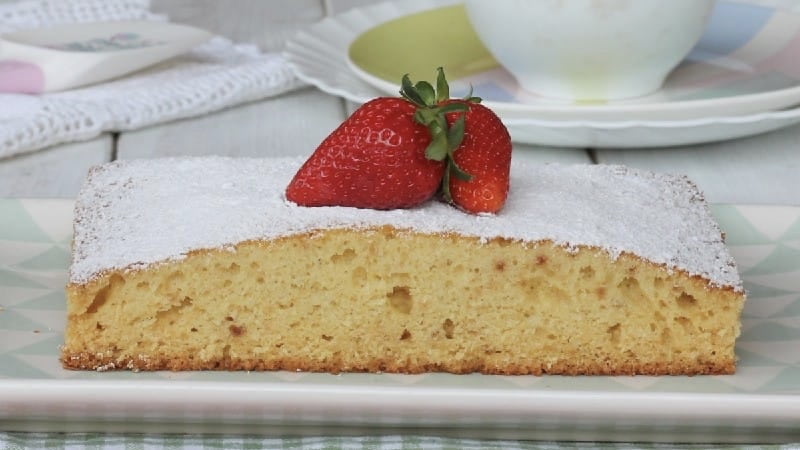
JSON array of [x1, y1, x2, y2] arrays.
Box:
[[464, 0, 715, 101]]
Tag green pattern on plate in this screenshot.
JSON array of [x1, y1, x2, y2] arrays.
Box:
[[0, 200, 799, 395]]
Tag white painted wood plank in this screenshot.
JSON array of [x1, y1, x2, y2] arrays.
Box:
[[0, 136, 112, 198], [514, 145, 591, 165], [325, 0, 382, 15], [151, 0, 325, 52], [117, 88, 346, 159], [596, 125, 800, 205]]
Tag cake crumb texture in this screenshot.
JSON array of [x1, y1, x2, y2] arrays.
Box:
[[63, 228, 742, 375]]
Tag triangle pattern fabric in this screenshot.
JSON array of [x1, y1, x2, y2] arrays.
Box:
[[742, 244, 800, 276], [740, 294, 800, 318], [773, 316, 800, 328], [9, 269, 68, 290], [745, 271, 800, 293], [736, 341, 800, 365], [9, 334, 65, 356], [713, 365, 784, 392], [270, 371, 311, 382], [607, 376, 662, 391], [382, 373, 430, 386], [760, 366, 800, 393], [14, 291, 67, 310], [0, 200, 53, 242], [12, 354, 76, 379], [495, 375, 544, 388], [0, 267, 49, 289], [0, 354, 52, 378], [781, 214, 800, 240], [0, 241, 57, 267], [736, 205, 800, 241], [783, 239, 800, 252], [726, 243, 777, 271], [0, 330, 53, 353], [0, 287, 53, 307], [20, 199, 75, 243], [644, 376, 738, 393], [13, 309, 67, 333], [734, 348, 786, 366], [15, 246, 72, 271], [739, 322, 799, 341], [776, 298, 800, 317], [743, 280, 797, 298], [712, 206, 771, 245], [0, 310, 48, 332]]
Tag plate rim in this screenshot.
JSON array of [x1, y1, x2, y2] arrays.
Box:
[[1, 379, 798, 416], [343, 0, 800, 121]]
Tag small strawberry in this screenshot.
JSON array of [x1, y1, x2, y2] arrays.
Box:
[[401, 69, 512, 214], [444, 100, 512, 214]]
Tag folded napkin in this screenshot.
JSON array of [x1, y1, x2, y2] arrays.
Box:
[[0, 0, 304, 160]]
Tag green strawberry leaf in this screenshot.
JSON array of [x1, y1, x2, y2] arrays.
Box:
[[436, 67, 449, 102], [414, 81, 436, 105], [447, 114, 466, 152], [449, 160, 473, 182], [436, 103, 468, 115], [425, 129, 448, 161], [400, 74, 426, 106], [402, 68, 481, 202]]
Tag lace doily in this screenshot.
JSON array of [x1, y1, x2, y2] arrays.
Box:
[[0, 0, 304, 159]]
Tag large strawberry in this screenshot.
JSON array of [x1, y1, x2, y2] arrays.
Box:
[[285, 97, 444, 209]]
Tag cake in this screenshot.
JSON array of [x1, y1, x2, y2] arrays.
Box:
[[62, 156, 745, 375]]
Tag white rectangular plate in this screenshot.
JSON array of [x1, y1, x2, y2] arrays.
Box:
[[0, 199, 798, 442]]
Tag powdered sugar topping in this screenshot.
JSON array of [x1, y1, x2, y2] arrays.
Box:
[[69, 156, 742, 291]]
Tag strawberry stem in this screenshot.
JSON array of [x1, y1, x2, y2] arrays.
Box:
[[399, 67, 478, 203], [436, 68, 449, 102]]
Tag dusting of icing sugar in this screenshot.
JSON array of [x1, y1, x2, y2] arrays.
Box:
[[68, 156, 742, 291]]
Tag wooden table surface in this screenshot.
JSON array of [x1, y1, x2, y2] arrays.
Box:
[[1, 0, 798, 205]]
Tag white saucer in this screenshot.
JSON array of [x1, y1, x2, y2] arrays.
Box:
[[0, 21, 212, 93], [285, 0, 800, 148], [345, 0, 800, 122]]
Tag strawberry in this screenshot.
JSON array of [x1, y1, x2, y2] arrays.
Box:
[[285, 97, 444, 209], [400, 69, 512, 214], [443, 101, 512, 214], [286, 68, 512, 214]]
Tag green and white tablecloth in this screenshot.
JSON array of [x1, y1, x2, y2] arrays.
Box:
[[0, 434, 798, 450]]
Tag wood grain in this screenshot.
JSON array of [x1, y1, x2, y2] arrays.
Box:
[[325, 0, 382, 15], [0, 136, 112, 198], [151, 0, 325, 51], [596, 125, 800, 205], [117, 88, 346, 159]]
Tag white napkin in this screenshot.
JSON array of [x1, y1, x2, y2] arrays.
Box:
[[0, 0, 304, 160]]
